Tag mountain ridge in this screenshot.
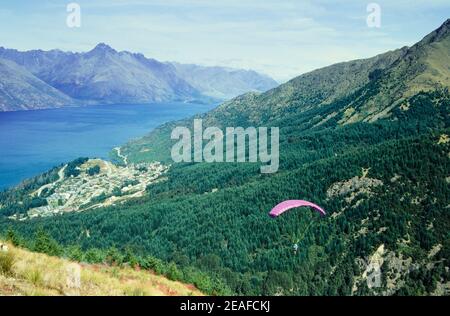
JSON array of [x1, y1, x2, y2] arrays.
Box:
[[207, 19, 450, 127], [0, 44, 278, 111]]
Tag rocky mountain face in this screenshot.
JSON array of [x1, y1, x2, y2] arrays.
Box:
[[0, 44, 278, 111]]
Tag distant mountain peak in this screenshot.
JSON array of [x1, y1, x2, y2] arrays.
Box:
[[90, 43, 117, 54]]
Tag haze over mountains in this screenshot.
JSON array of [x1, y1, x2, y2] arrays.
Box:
[[0, 58, 74, 111], [0, 43, 278, 111], [172, 63, 278, 100]]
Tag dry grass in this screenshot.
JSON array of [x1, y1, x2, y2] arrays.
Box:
[[0, 241, 203, 296]]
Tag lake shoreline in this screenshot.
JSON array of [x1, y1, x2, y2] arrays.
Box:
[[0, 102, 216, 190]]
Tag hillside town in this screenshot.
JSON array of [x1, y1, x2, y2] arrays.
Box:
[[9, 159, 168, 221]]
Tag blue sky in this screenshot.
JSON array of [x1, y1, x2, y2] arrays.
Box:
[[0, 0, 448, 81]]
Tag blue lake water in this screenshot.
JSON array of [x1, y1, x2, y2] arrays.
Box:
[[0, 103, 216, 190]]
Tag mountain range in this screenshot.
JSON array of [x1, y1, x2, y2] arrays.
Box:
[[0, 44, 278, 111], [1, 20, 449, 296]]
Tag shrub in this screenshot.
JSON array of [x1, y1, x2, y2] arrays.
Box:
[[0, 251, 15, 276], [87, 165, 101, 176], [166, 262, 183, 281], [34, 230, 62, 256], [26, 269, 43, 286]]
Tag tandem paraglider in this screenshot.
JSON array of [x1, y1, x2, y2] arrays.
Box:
[[269, 200, 326, 254]]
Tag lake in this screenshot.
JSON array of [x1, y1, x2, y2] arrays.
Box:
[[0, 103, 217, 190]]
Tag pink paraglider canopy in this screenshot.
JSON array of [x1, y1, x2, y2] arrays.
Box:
[[269, 200, 326, 218]]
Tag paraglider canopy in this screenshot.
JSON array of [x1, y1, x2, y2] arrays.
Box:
[[269, 200, 326, 218]]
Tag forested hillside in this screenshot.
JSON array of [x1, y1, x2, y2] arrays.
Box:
[[1, 20, 449, 296]]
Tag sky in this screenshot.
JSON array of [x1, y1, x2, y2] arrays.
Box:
[[0, 0, 448, 82]]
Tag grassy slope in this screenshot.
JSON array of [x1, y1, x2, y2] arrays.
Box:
[[0, 241, 202, 296]]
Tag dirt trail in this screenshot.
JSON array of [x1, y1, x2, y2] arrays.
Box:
[[34, 165, 67, 197], [114, 147, 128, 165]]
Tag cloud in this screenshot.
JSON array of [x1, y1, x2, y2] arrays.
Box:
[[0, 0, 448, 81]]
